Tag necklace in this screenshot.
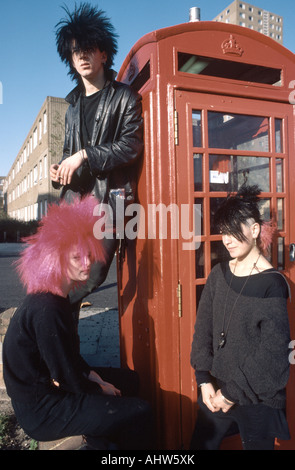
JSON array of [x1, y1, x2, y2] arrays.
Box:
[[218, 253, 261, 350]]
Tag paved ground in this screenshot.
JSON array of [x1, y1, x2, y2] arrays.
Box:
[[78, 306, 120, 368]]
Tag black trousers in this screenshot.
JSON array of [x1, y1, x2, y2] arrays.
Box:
[[12, 368, 154, 450], [190, 398, 275, 451]]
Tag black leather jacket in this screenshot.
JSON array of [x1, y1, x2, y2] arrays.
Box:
[[55, 80, 143, 207]]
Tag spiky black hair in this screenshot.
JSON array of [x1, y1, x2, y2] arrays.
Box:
[[214, 184, 263, 243], [55, 2, 118, 82]]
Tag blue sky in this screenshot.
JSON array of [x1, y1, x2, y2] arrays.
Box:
[[0, 0, 294, 176]]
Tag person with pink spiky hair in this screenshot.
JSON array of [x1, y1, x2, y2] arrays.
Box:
[[2, 196, 153, 450]]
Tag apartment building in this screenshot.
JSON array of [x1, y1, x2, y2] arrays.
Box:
[[213, 0, 283, 45], [5, 97, 68, 221]]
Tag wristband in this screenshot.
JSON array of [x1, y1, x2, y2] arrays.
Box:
[[198, 382, 209, 388], [221, 394, 234, 406]]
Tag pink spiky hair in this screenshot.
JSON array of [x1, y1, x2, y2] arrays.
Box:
[[16, 195, 106, 296]]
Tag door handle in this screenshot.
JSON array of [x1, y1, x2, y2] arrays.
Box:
[[290, 244, 295, 262]]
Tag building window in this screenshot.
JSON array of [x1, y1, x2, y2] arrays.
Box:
[[43, 111, 47, 134], [34, 165, 38, 185], [39, 160, 43, 180], [33, 127, 38, 149], [34, 203, 38, 220], [39, 119, 42, 140], [44, 155, 47, 178]]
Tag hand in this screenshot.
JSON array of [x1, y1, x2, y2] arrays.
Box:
[[210, 389, 234, 413], [50, 164, 60, 183], [200, 383, 220, 412], [88, 370, 121, 397], [100, 381, 122, 396], [55, 151, 86, 185]]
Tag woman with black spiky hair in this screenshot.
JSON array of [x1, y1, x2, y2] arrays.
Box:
[[190, 185, 291, 450], [50, 3, 144, 315]]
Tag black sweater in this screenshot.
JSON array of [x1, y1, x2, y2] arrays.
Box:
[[191, 263, 291, 408], [3, 293, 100, 403]]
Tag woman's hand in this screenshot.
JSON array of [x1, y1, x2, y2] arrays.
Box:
[[88, 370, 121, 396], [200, 383, 220, 412], [99, 381, 122, 396], [210, 389, 234, 413]]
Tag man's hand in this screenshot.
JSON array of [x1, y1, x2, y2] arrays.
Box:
[[55, 151, 84, 185], [50, 164, 60, 183]]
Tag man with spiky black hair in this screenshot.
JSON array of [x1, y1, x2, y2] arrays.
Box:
[[51, 3, 143, 308]]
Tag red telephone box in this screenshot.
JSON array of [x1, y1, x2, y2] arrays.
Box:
[[117, 21, 295, 450]]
